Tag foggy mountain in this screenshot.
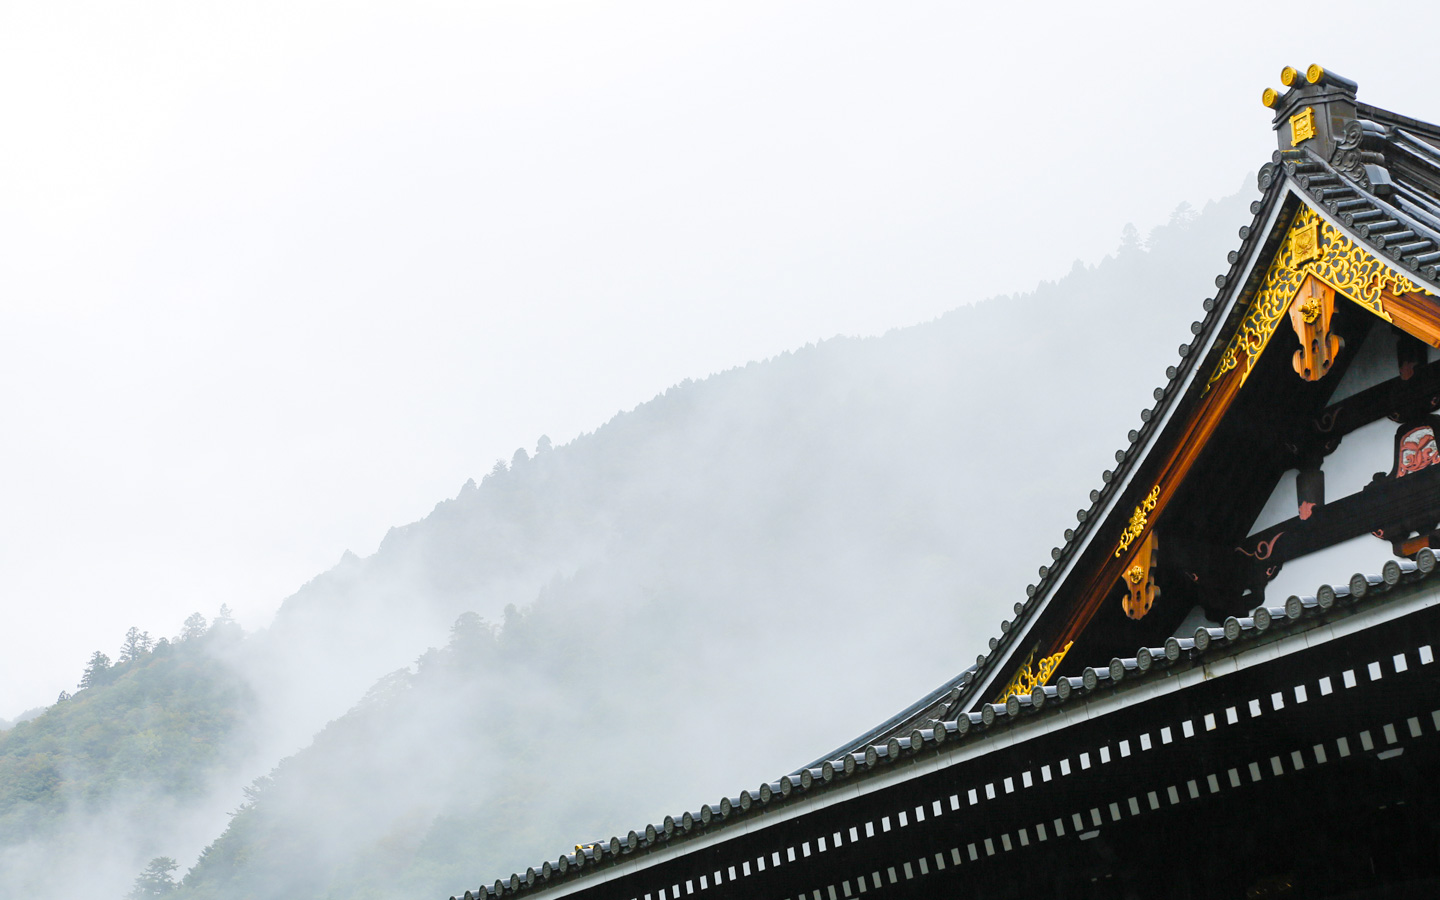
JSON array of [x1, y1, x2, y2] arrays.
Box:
[[0, 181, 1252, 900]]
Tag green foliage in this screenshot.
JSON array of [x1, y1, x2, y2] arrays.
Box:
[[128, 857, 180, 899], [80, 650, 114, 690], [0, 621, 254, 849]]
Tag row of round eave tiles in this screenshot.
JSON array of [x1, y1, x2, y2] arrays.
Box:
[[457, 548, 1437, 899]]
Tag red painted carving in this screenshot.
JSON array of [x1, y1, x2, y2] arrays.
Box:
[[1237, 532, 1284, 561], [1397, 425, 1440, 478]]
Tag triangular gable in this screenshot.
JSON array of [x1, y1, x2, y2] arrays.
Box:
[[972, 68, 1440, 711]]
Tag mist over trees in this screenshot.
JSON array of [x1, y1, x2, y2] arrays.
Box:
[[0, 183, 1253, 899]]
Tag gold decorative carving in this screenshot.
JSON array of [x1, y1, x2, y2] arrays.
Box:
[[1291, 219, 1320, 264], [1121, 531, 1160, 619], [1291, 107, 1316, 145], [1207, 206, 1432, 391], [995, 641, 1073, 704], [1114, 484, 1160, 558]]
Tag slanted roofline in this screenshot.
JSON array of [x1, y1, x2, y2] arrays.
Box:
[[463, 67, 1440, 899]]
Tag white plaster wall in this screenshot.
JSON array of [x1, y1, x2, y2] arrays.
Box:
[[1261, 532, 1399, 605], [1249, 468, 1300, 534], [1321, 416, 1395, 499], [1327, 321, 1397, 404]]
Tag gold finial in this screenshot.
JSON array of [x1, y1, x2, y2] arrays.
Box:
[[1280, 66, 1299, 87], [1262, 87, 1279, 109], [1306, 64, 1325, 85]]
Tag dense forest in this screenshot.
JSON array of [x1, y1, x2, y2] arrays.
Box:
[[0, 183, 1254, 900]]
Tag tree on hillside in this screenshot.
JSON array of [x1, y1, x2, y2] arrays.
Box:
[[181, 612, 208, 641], [126, 857, 179, 898], [213, 604, 236, 629], [119, 627, 153, 663], [79, 651, 112, 689], [56, 690, 70, 703]]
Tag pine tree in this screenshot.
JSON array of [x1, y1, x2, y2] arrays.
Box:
[[180, 612, 208, 641], [126, 857, 178, 898], [79, 651, 112, 689], [119, 627, 153, 663], [213, 604, 236, 629]]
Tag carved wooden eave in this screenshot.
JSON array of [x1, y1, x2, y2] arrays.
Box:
[[965, 72, 1440, 712]]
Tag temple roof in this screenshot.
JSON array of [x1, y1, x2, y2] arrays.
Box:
[[462, 66, 1440, 898]]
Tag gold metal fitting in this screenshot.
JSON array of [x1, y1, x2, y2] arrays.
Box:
[[1306, 64, 1325, 84], [1262, 87, 1279, 109], [1280, 66, 1299, 87]]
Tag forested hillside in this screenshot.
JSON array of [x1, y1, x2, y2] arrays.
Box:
[[0, 182, 1255, 900], [0, 615, 253, 899]]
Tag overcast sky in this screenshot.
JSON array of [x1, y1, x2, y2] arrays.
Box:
[[2, 0, 1437, 713]]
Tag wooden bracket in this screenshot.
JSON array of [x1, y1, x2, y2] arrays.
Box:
[[1289, 274, 1342, 381], [1121, 531, 1159, 620]]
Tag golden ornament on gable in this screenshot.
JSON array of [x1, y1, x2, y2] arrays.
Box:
[[1114, 484, 1160, 558], [1208, 206, 1430, 391], [1291, 107, 1317, 146], [995, 642, 1073, 705]]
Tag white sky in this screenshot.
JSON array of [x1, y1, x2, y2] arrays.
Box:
[[2, 0, 1438, 713]]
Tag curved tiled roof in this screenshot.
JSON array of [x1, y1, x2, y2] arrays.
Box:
[[462, 72, 1440, 898], [462, 548, 1440, 898]]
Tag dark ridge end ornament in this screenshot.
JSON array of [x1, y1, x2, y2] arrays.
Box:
[[1108, 658, 1126, 683], [1164, 636, 1182, 661]]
